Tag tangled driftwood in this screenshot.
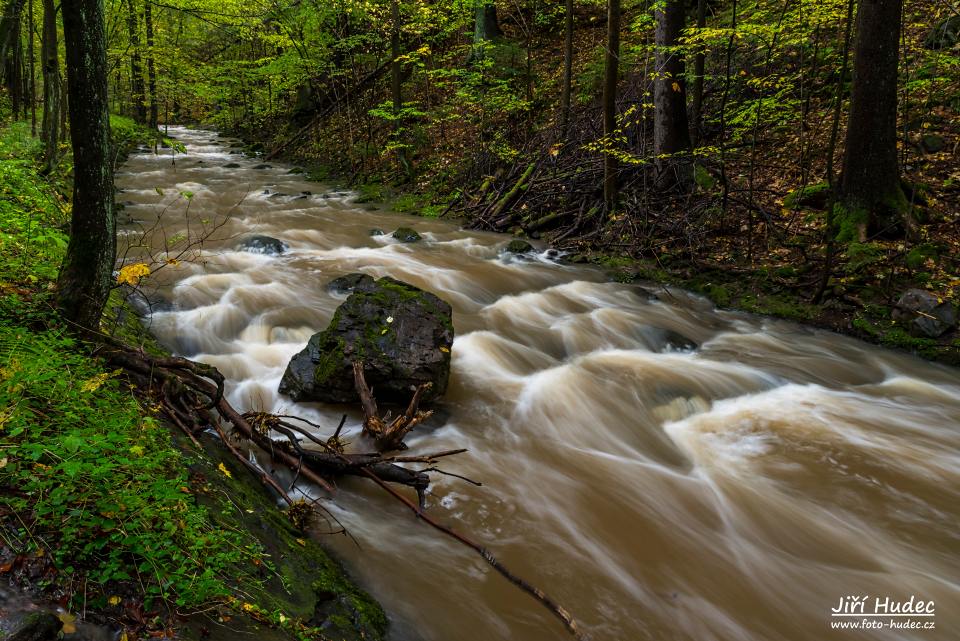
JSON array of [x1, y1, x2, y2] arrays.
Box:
[[102, 341, 584, 640]]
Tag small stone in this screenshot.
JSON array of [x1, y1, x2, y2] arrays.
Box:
[[237, 235, 288, 255], [224, 162, 241, 168], [369, 229, 385, 236], [392, 227, 422, 243], [892, 288, 958, 338], [253, 163, 272, 170], [327, 273, 376, 295]]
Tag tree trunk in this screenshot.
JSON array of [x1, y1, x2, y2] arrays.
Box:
[[3, 6, 23, 116], [653, 0, 692, 188], [0, 0, 26, 89], [558, 0, 573, 139], [390, 0, 406, 171], [602, 0, 620, 212], [837, 0, 908, 241], [144, 0, 157, 130], [27, 0, 35, 134], [124, 0, 146, 123], [58, 0, 116, 331], [40, 0, 59, 172], [690, 0, 706, 147], [470, 2, 501, 60]]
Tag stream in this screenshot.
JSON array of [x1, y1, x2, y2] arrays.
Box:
[[117, 128, 960, 641]]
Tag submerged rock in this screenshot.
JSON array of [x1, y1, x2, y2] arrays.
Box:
[[237, 235, 288, 255], [504, 239, 534, 254], [392, 227, 422, 243], [223, 162, 241, 168], [253, 163, 272, 170], [279, 277, 454, 404], [892, 289, 957, 338], [369, 228, 385, 236], [327, 273, 376, 295]]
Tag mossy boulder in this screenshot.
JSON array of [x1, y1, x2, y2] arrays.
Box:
[[391, 227, 421, 243], [279, 277, 454, 404], [504, 239, 534, 254]]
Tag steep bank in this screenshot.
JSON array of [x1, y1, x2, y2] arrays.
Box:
[[0, 118, 385, 641]]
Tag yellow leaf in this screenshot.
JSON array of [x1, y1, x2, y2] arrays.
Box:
[[295, 538, 306, 546], [218, 462, 233, 479], [80, 371, 111, 393], [671, 81, 680, 92], [108, 595, 121, 606], [58, 612, 77, 634], [117, 263, 151, 286], [439, 346, 450, 353]]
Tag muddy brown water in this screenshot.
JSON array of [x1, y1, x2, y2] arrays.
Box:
[[116, 128, 960, 641]]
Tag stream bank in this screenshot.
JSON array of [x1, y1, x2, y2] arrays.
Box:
[[0, 118, 385, 641], [237, 128, 960, 368]]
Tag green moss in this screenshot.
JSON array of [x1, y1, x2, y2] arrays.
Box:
[[314, 335, 347, 384], [833, 201, 869, 242], [354, 182, 387, 204], [706, 284, 732, 307], [740, 293, 819, 322], [905, 243, 941, 270], [784, 181, 831, 210]]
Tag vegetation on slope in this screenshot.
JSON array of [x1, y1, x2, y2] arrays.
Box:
[[0, 116, 385, 640]]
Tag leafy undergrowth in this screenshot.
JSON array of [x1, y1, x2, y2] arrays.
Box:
[[0, 119, 385, 640]]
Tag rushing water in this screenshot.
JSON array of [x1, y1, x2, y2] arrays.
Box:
[[116, 128, 960, 641]]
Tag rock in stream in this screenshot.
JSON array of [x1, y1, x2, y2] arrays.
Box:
[[279, 277, 454, 404]]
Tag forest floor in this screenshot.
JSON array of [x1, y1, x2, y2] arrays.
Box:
[[0, 118, 386, 641]]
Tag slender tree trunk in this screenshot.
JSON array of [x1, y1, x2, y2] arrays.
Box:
[[690, 0, 706, 147], [124, 0, 146, 123], [653, 0, 691, 189], [391, 0, 406, 171], [58, 0, 116, 331], [27, 0, 35, 134], [144, 0, 157, 130], [558, 0, 573, 139], [812, 0, 855, 304], [602, 0, 620, 212], [40, 0, 59, 171], [838, 0, 908, 240], [5, 9, 22, 116]]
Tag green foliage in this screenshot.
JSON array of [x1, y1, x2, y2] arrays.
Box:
[[0, 327, 264, 608], [0, 123, 69, 284]]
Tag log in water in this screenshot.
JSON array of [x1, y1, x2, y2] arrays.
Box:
[[117, 128, 960, 641]]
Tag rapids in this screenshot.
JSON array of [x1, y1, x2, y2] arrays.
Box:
[[116, 128, 960, 641]]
